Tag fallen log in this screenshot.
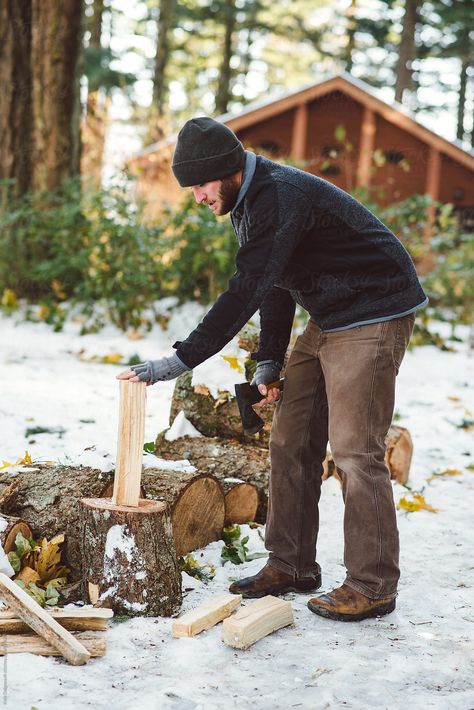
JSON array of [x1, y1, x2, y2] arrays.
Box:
[[0, 573, 90, 665], [385, 425, 413, 484], [172, 593, 242, 638], [0, 514, 32, 553], [222, 595, 294, 650], [170, 372, 273, 447], [322, 425, 413, 485], [0, 464, 115, 577], [142, 468, 225, 556], [154, 436, 270, 523], [219, 478, 259, 526], [0, 631, 105, 658], [81, 497, 182, 617]]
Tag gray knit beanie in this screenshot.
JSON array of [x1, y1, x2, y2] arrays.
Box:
[[172, 117, 246, 187]]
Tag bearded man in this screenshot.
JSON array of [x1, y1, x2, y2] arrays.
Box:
[[118, 117, 428, 622]]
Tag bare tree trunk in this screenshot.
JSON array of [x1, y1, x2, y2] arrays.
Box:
[[82, 0, 107, 185], [152, 0, 175, 119], [215, 0, 236, 115], [394, 0, 418, 105], [345, 0, 357, 74], [456, 26, 471, 142], [0, 0, 33, 198], [30, 0, 83, 192]]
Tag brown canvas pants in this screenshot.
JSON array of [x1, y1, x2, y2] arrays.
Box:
[[265, 312, 416, 600]]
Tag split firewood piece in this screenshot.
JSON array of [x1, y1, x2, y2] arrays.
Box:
[[172, 593, 242, 638], [113, 380, 147, 507], [0, 631, 105, 658], [0, 573, 90, 665], [222, 595, 294, 650], [0, 607, 113, 634]]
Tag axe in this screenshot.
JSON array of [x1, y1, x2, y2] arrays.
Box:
[[234, 378, 285, 435]]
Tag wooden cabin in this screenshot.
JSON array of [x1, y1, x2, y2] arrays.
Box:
[[129, 72, 474, 231]]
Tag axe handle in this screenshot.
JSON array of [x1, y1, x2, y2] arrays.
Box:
[[245, 378, 284, 405]]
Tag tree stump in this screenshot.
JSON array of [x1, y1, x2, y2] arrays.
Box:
[[142, 468, 225, 556], [81, 497, 181, 617], [0, 514, 32, 553]]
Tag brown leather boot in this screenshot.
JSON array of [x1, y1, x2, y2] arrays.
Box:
[[307, 584, 396, 621], [229, 561, 322, 599]]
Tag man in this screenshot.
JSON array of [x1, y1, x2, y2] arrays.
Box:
[[118, 116, 428, 622]]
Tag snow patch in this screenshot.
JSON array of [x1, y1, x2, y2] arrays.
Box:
[[165, 410, 203, 441], [104, 524, 136, 563], [143, 452, 196, 473]]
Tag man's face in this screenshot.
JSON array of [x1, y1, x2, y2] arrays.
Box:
[[191, 172, 241, 216]]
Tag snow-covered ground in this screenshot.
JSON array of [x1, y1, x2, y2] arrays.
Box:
[[0, 305, 473, 710]]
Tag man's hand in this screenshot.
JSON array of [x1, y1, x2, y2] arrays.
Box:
[[251, 359, 282, 407], [116, 354, 191, 386]]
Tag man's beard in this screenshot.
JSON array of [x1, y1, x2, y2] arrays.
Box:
[[215, 174, 241, 215]]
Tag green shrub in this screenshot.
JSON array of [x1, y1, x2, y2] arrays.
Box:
[[161, 193, 237, 303], [0, 178, 166, 331]]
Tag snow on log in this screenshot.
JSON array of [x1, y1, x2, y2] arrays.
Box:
[[221, 595, 294, 650], [80, 497, 182, 617], [172, 593, 242, 638], [142, 469, 225, 556]]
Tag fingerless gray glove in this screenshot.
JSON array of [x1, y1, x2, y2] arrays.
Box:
[[131, 353, 191, 384], [250, 359, 282, 387]]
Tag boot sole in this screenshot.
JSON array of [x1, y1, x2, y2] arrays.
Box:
[[233, 575, 322, 599], [307, 597, 396, 621]]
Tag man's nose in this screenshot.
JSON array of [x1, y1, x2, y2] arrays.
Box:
[[193, 187, 206, 204]]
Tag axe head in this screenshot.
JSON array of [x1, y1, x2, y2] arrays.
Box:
[[234, 379, 284, 435]]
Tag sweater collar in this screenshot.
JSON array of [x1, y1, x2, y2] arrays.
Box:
[[232, 150, 257, 215]]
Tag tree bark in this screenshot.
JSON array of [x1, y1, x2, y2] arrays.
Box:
[[456, 26, 471, 143], [395, 0, 418, 106], [215, 0, 236, 115], [0, 0, 33, 198], [142, 468, 225, 556], [152, 0, 175, 118], [81, 497, 182, 617], [30, 0, 83, 191], [82, 0, 106, 185]]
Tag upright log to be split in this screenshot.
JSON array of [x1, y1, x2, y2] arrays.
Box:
[[81, 381, 182, 617]]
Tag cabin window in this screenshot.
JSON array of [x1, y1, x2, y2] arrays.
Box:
[[257, 140, 280, 155], [321, 145, 343, 159], [385, 150, 405, 164], [320, 164, 341, 176]]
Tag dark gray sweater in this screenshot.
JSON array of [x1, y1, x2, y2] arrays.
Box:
[[173, 155, 428, 368]]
